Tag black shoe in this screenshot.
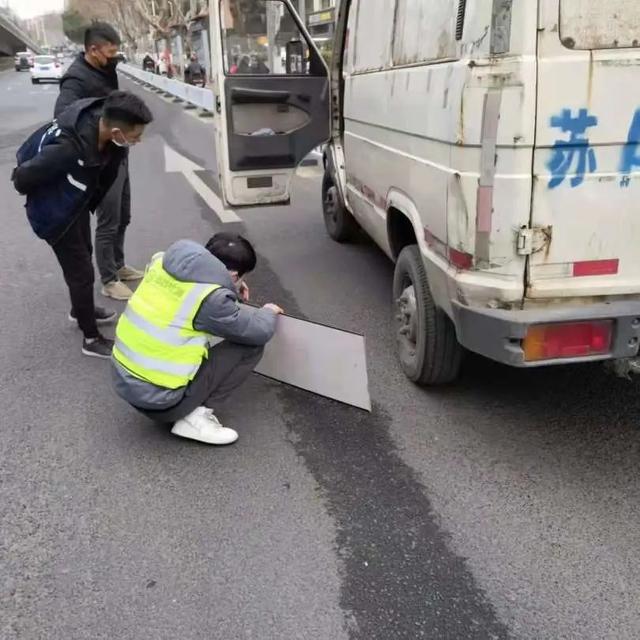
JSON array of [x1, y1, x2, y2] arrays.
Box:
[[82, 335, 114, 359], [69, 306, 117, 326]]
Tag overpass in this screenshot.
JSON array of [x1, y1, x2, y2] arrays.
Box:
[[0, 9, 42, 57]]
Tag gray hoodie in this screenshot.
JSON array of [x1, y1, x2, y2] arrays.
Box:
[[111, 239, 278, 410]]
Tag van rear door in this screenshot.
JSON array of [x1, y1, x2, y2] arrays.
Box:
[[528, 0, 640, 299]]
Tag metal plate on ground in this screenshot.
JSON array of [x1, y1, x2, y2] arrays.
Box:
[[255, 313, 371, 411]]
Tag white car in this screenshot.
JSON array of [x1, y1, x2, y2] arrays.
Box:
[[30, 55, 63, 84]]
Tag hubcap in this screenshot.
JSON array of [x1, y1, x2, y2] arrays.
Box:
[[324, 185, 339, 224], [396, 283, 418, 353]]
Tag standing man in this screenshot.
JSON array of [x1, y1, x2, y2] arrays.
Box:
[[12, 92, 153, 359], [55, 22, 143, 303]]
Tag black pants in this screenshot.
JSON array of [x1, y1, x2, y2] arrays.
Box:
[[96, 161, 131, 285], [51, 211, 98, 339], [137, 342, 264, 424]]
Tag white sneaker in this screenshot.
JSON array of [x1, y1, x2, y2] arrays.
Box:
[[171, 407, 239, 445]]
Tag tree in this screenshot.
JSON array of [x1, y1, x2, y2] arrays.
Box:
[[64, 0, 208, 50], [62, 9, 88, 44]]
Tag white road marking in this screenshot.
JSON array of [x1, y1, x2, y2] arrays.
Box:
[[164, 143, 240, 223]]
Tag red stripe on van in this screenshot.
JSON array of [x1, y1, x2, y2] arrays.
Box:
[[424, 229, 473, 270], [572, 259, 619, 277]]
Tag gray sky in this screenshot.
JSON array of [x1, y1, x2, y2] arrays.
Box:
[[9, 0, 64, 19]]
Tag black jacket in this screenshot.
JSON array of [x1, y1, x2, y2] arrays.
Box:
[[13, 98, 126, 244], [54, 53, 119, 118]]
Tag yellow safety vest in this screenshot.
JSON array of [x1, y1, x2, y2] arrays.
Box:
[[113, 254, 220, 389]]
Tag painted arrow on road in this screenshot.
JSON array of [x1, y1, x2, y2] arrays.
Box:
[[164, 143, 240, 223]]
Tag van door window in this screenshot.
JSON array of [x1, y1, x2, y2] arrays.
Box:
[[392, 0, 457, 65], [221, 0, 323, 76], [560, 0, 640, 50], [351, 0, 396, 73]]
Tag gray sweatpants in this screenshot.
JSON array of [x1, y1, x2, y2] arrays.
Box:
[[137, 341, 264, 424], [96, 160, 131, 285]]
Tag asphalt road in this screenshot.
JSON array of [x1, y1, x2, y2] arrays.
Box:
[[1, 65, 640, 640]]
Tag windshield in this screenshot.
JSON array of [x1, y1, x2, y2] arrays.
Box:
[[560, 0, 640, 50], [35, 56, 55, 64]]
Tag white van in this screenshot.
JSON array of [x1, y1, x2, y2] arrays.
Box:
[[209, 0, 640, 384]]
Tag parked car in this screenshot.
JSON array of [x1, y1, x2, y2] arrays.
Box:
[[30, 55, 63, 84], [14, 52, 33, 71], [208, 0, 640, 385]]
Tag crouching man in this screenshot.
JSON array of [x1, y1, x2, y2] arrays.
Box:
[[111, 233, 283, 445]]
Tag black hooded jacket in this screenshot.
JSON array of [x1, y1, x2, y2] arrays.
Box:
[[13, 98, 126, 244], [54, 53, 119, 118]]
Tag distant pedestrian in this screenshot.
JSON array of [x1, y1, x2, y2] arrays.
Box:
[[142, 53, 155, 73], [185, 52, 206, 87], [12, 92, 153, 359], [56, 22, 145, 304], [238, 55, 251, 74]]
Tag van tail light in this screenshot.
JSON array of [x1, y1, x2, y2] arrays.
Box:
[[523, 320, 613, 362]]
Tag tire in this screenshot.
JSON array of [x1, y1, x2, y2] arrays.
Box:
[[31, 78, 38, 84], [322, 169, 359, 243], [393, 245, 463, 385]]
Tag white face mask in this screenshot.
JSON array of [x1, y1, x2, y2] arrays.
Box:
[[111, 130, 134, 148]]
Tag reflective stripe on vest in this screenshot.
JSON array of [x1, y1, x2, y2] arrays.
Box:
[[112, 255, 220, 389]]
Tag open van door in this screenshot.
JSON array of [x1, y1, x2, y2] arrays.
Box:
[[529, 0, 640, 299], [210, 0, 331, 207]]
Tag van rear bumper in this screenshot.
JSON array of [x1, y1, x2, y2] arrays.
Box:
[[451, 300, 640, 367]]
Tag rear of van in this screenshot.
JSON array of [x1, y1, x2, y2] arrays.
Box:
[[450, 0, 640, 369], [327, 0, 640, 380]]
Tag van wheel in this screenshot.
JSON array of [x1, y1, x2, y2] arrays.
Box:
[[393, 245, 463, 385], [31, 79, 38, 84], [322, 169, 358, 243]]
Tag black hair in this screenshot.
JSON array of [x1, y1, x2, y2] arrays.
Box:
[[205, 233, 257, 276], [84, 22, 121, 49], [102, 91, 153, 129]]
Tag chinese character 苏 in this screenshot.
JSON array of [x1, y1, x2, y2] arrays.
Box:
[[620, 108, 640, 186], [548, 108, 598, 188]]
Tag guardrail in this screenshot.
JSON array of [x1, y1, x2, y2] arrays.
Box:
[[119, 63, 215, 114]]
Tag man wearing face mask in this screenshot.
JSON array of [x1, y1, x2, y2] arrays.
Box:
[[12, 92, 153, 359], [55, 22, 143, 304]]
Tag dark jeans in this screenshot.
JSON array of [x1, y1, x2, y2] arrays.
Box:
[[51, 211, 98, 339], [96, 161, 131, 285], [138, 342, 265, 424]]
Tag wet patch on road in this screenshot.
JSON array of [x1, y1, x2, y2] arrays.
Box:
[[248, 253, 511, 640]]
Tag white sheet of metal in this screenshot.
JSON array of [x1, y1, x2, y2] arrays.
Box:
[[219, 311, 371, 411]]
